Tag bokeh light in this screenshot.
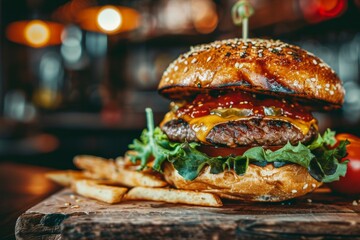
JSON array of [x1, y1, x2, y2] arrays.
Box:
[[24, 20, 50, 47], [97, 6, 122, 33]]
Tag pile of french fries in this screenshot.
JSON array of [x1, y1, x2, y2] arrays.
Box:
[[46, 155, 223, 207]]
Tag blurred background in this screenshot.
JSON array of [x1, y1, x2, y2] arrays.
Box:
[[0, 0, 360, 238]]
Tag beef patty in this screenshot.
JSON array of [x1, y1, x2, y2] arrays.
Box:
[[161, 118, 317, 147]]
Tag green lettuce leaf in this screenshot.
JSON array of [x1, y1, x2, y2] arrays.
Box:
[[127, 108, 349, 183]]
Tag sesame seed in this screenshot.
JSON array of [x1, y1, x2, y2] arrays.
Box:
[[330, 90, 334, 95], [311, 183, 316, 188], [207, 56, 212, 62], [216, 44, 221, 48], [184, 67, 189, 73], [307, 199, 312, 203], [312, 59, 318, 65], [174, 66, 179, 71], [287, 51, 292, 54], [325, 83, 330, 87], [310, 78, 316, 82], [303, 183, 308, 189], [307, 52, 315, 57], [191, 58, 197, 64], [184, 61, 188, 65], [71, 205, 80, 209], [291, 190, 298, 193], [70, 194, 76, 199], [235, 62, 240, 68], [241, 46, 247, 49], [352, 200, 358, 206], [64, 202, 71, 206]]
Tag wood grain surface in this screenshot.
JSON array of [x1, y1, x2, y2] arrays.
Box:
[[15, 188, 360, 240]]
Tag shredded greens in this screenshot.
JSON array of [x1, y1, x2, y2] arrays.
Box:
[[128, 108, 349, 183]]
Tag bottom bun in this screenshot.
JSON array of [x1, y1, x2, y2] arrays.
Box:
[[163, 162, 322, 202]]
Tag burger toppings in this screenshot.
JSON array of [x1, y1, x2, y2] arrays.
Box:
[[128, 108, 348, 183], [160, 91, 318, 146], [162, 118, 317, 147], [175, 91, 313, 121]]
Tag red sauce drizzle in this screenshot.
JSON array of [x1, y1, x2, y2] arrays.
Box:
[[176, 92, 314, 121]]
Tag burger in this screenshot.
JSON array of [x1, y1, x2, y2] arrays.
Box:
[[128, 38, 348, 202]]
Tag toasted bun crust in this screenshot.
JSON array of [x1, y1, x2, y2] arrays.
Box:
[[158, 38, 344, 110], [163, 162, 322, 202]]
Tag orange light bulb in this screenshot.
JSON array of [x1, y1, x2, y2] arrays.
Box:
[[24, 20, 50, 47]]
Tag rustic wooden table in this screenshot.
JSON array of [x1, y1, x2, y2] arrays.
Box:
[[0, 163, 60, 240], [16, 187, 360, 240]]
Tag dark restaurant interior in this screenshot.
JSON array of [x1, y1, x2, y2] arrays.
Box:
[[1, 0, 360, 238]]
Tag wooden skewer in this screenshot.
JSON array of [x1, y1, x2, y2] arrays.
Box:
[[231, 0, 254, 40]]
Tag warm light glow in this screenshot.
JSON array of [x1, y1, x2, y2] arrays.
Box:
[[6, 20, 63, 47], [97, 6, 122, 32], [24, 20, 50, 47], [318, 0, 346, 17], [300, 0, 347, 23], [192, 0, 218, 34], [76, 6, 139, 34]]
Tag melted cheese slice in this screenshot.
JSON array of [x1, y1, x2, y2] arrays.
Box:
[[161, 111, 318, 144]]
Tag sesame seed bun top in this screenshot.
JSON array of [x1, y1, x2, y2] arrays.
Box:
[[158, 38, 345, 110]]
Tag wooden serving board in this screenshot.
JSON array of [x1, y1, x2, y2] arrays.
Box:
[[16, 188, 360, 240]]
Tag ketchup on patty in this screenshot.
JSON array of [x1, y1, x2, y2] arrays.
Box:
[[176, 91, 314, 122]]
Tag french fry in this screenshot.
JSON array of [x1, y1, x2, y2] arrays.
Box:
[[74, 155, 167, 188], [74, 155, 115, 179], [125, 187, 223, 207], [46, 170, 120, 187], [116, 152, 137, 167], [45, 170, 88, 186], [72, 180, 128, 204], [116, 155, 155, 172]]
